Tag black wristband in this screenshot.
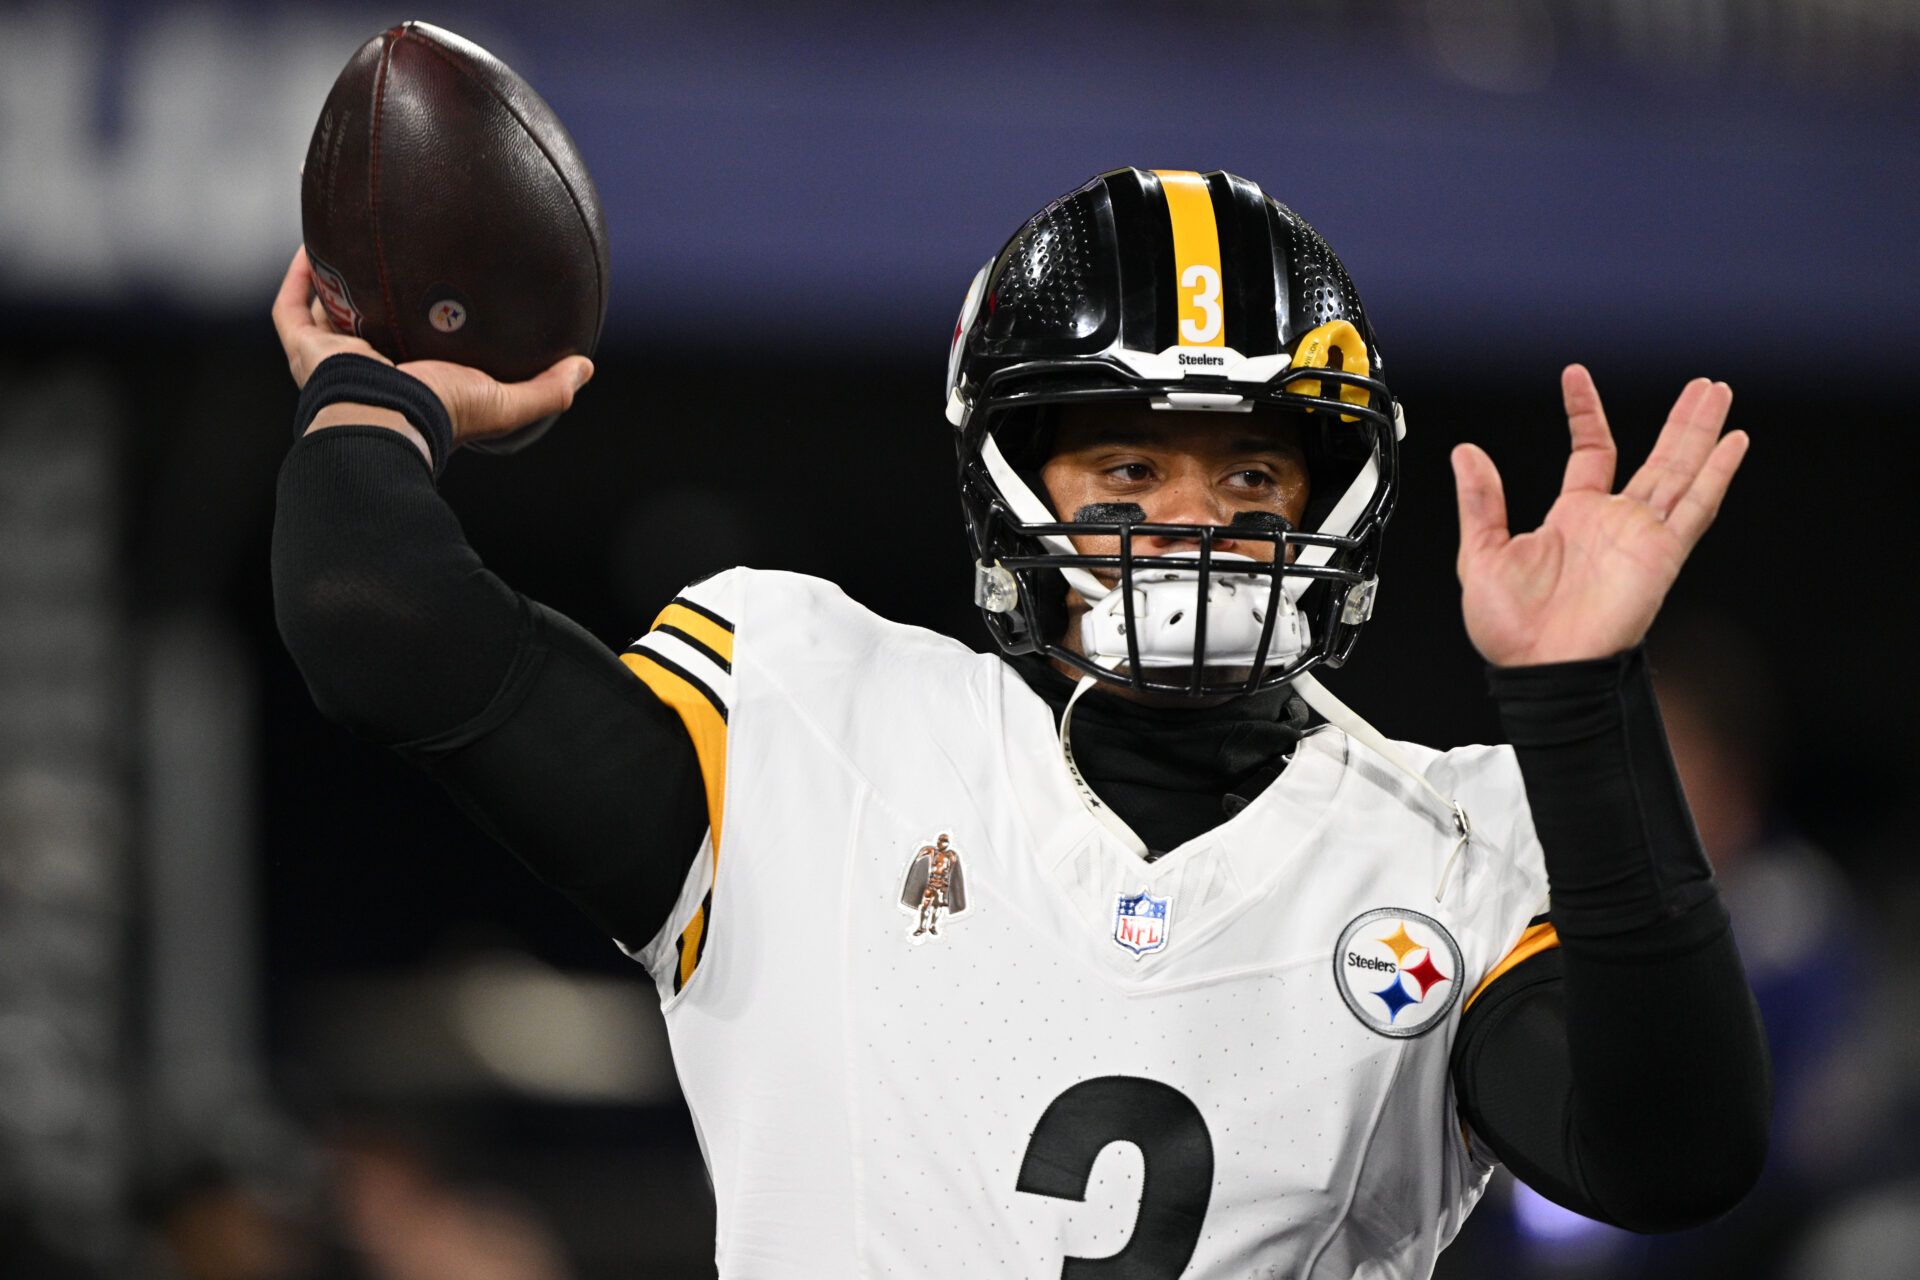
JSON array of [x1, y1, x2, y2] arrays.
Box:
[[294, 354, 455, 477]]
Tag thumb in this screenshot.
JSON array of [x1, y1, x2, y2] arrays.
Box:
[[427, 356, 595, 443], [1451, 443, 1510, 570], [507, 355, 594, 420], [556, 356, 594, 393]]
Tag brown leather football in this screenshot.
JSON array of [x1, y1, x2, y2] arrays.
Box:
[[300, 21, 609, 397]]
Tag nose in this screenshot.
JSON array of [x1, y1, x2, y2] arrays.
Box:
[[1139, 471, 1236, 552]]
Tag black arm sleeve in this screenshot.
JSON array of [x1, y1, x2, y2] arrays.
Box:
[[270, 425, 707, 948], [1451, 648, 1771, 1233]]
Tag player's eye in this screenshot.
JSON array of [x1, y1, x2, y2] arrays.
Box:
[[1105, 462, 1154, 484], [1226, 468, 1275, 490]]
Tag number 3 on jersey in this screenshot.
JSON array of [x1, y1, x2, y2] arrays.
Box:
[[1016, 1076, 1215, 1278], [1178, 264, 1223, 346]]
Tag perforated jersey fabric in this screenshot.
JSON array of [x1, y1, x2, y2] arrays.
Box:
[[628, 568, 1552, 1279]]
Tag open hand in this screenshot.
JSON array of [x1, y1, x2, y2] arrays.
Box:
[[1451, 365, 1749, 667], [270, 245, 592, 448]]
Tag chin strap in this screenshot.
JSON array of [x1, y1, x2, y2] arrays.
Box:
[[1292, 672, 1472, 902], [981, 434, 1109, 604]]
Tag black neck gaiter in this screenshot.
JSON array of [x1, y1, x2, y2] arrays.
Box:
[[1007, 657, 1309, 858]]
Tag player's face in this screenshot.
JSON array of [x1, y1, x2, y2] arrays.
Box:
[[1039, 402, 1311, 574], [1038, 403, 1311, 699]]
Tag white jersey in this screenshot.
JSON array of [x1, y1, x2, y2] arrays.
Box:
[[620, 568, 1556, 1280]]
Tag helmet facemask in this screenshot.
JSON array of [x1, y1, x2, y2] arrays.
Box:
[[958, 355, 1397, 698]]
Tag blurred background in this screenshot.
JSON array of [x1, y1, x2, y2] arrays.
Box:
[[2, 0, 1918, 1276]]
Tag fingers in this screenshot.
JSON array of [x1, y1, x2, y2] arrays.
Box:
[[272, 243, 390, 387], [1666, 429, 1749, 549], [1451, 442, 1511, 573], [1559, 364, 1617, 495], [270, 245, 315, 349], [1624, 377, 1734, 517]]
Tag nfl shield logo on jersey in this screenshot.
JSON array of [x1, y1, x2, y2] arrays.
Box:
[[1112, 889, 1172, 957], [1333, 907, 1465, 1038]]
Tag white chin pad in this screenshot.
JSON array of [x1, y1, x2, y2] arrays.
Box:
[[1079, 554, 1311, 669]]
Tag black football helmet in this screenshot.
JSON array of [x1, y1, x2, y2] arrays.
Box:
[[948, 167, 1403, 698]]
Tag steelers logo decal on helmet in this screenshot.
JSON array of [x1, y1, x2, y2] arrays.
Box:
[[1333, 908, 1464, 1038]]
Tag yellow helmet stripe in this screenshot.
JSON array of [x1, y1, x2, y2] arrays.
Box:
[[1153, 169, 1226, 348]]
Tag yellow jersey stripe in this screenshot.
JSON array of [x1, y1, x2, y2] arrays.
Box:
[[653, 601, 735, 665], [624, 646, 729, 996], [1465, 921, 1562, 1010], [1153, 169, 1226, 348], [621, 650, 728, 849]]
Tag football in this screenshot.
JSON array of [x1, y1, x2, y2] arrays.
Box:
[[300, 22, 608, 442]]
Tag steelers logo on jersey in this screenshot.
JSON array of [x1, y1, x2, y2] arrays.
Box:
[[1333, 908, 1464, 1038]]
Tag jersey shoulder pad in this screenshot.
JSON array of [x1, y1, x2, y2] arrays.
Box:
[[727, 568, 981, 689], [624, 567, 982, 713], [623, 567, 745, 721]]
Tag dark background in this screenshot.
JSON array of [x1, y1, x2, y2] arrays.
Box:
[[2, 2, 1917, 1277]]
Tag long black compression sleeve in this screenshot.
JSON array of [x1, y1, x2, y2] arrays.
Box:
[[270, 425, 707, 948], [1451, 649, 1770, 1232]]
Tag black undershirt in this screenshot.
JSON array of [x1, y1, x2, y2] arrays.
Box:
[[272, 423, 1768, 1233], [1004, 655, 1309, 857]]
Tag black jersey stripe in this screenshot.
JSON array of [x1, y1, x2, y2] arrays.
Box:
[[655, 623, 734, 674], [692, 887, 713, 970], [671, 887, 717, 995], [670, 595, 735, 633], [631, 647, 729, 722]]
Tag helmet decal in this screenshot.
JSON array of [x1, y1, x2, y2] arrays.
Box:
[[1285, 319, 1371, 420], [945, 259, 992, 424], [1153, 169, 1226, 348]]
